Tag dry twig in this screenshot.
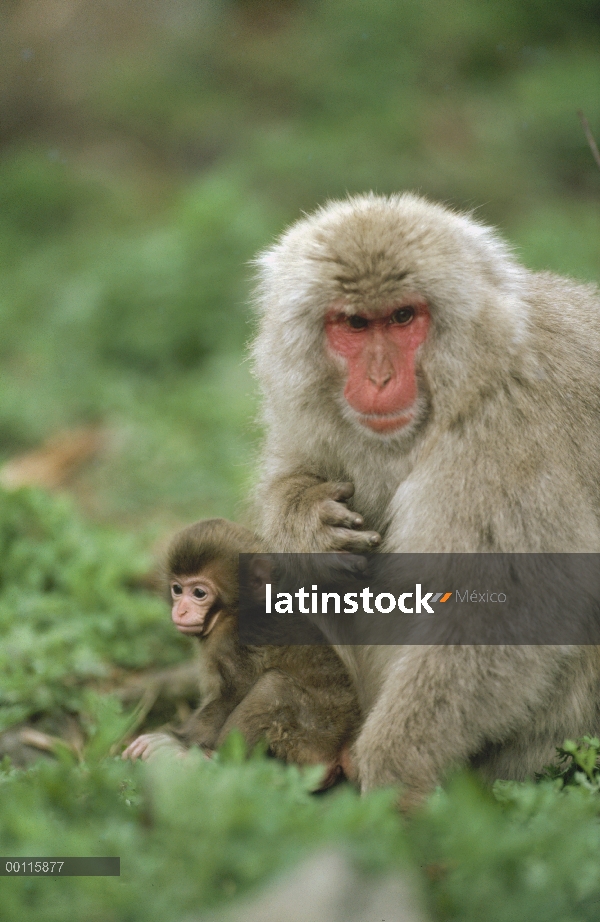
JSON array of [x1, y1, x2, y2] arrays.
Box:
[[577, 109, 600, 172]]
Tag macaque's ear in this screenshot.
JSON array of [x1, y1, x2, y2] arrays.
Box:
[[247, 555, 273, 603]]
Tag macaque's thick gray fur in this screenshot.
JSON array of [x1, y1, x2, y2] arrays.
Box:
[[251, 192, 600, 803]]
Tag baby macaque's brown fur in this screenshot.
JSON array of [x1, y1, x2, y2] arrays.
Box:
[[123, 519, 359, 786]]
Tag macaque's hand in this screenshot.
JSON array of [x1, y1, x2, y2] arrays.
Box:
[[313, 744, 357, 792], [122, 732, 187, 762], [301, 481, 381, 552]]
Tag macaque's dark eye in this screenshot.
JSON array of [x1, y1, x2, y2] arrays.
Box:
[[193, 587, 207, 600], [390, 307, 415, 325], [172, 583, 182, 596], [347, 315, 369, 330]]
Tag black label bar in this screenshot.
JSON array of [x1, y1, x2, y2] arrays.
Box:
[[0, 858, 120, 876]]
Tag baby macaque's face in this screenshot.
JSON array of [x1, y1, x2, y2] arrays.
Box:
[[170, 573, 220, 636]]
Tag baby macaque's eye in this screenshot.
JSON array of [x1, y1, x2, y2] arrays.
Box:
[[171, 583, 183, 596], [193, 587, 207, 599]]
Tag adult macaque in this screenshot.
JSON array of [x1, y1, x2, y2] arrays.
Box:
[[123, 519, 359, 786], [251, 192, 600, 804]]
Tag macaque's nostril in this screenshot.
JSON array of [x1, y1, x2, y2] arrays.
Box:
[[369, 368, 392, 388]]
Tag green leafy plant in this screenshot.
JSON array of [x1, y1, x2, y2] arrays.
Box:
[[536, 736, 600, 789], [0, 486, 187, 731]]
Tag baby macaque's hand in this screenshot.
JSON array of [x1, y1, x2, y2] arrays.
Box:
[[122, 732, 187, 762]]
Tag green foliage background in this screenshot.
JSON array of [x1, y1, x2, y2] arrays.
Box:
[[0, 0, 599, 919], [0, 0, 599, 524]]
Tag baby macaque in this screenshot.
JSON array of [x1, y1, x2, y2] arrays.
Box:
[[122, 519, 360, 786]]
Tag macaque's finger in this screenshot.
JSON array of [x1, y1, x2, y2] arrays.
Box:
[[329, 552, 368, 573], [329, 527, 381, 551], [122, 735, 151, 761], [123, 732, 182, 762], [145, 733, 186, 759], [320, 499, 364, 529], [313, 761, 344, 792], [329, 481, 355, 502], [339, 744, 356, 781], [133, 733, 163, 760]]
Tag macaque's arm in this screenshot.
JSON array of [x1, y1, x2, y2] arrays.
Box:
[[171, 694, 242, 750], [122, 695, 239, 762]]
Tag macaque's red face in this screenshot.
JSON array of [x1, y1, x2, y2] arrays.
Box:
[[325, 301, 430, 433], [170, 575, 221, 636]]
